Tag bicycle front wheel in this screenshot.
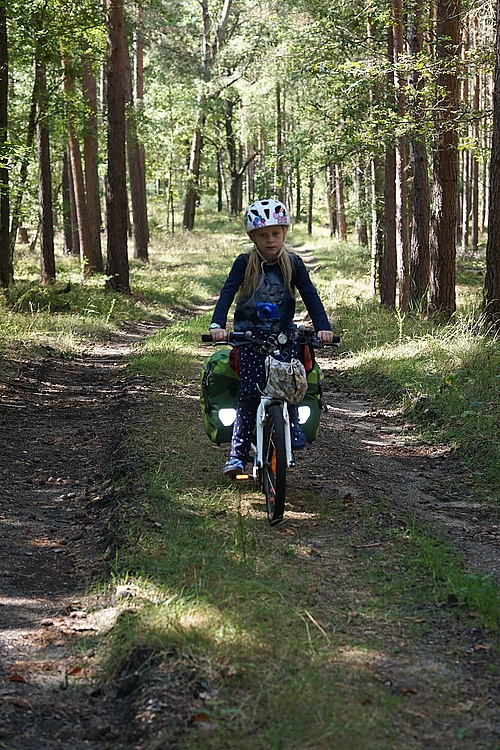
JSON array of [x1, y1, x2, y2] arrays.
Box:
[[262, 403, 286, 524]]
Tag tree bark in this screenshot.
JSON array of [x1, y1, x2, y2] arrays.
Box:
[[124, 43, 149, 261], [36, 59, 55, 286], [355, 164, 368, 246], [428, 0, 460, 320], [62, 53, 97, 277], [471, 22, 480, 250], [183, 108, 205, 230], [370, 156, 384, 296], [407, 0, 430, 309], [62, 148, 73, 254], [82, 54, 104, 272], [275, 81, 285, 202], [307, 173, 313, 234], [485, 0, 500, 328], [0, 0, 10, 287], [9, 65, 38, 268], [182, 0, 233, 229], [105, 0, 130, 293], [336, 164, 347, 240], [381, 27, 397, 309], [381, 145, 397, 309], [326, 165, 337, 237], [393, 0, 410, 312]]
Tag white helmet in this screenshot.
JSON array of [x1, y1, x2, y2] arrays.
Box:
[[244, 199, 290, 234]]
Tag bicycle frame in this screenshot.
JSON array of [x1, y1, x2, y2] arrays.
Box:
[[252, 396, 294, 480]]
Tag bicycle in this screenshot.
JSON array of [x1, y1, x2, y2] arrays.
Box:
[[201, 325, 339, 525]]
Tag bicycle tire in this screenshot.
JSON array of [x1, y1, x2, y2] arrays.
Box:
[[262, 403, 286, 524]]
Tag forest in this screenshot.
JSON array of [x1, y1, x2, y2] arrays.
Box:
[[2, 2, 500, 748], [1, 0, 500, 325]]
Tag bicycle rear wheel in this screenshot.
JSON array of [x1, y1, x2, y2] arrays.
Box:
[[262, 403, 286, 524]]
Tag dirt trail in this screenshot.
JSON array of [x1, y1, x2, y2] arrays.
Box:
[[0, 325, 153, 749], [0, 325, 498, 748]]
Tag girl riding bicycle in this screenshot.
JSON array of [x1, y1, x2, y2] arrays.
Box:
[[209, 198, 334, 477]]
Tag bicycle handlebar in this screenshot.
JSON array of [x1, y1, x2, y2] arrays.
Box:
[[201, 329, 340, 347]]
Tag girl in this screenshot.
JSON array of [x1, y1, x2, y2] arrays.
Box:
[[209, 198, 334, 477]]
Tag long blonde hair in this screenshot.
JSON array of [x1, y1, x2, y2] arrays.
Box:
[[237, 246, 295, 300]]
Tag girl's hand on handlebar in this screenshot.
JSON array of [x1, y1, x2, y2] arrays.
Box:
[[317, 330, 334, 344], [211, 328, 227, 342]]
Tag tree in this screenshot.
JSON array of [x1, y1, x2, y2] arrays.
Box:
[[485, 0, 500, 329], [125, 42, 149, 261], [82, 54, 104, 273], [381, 28, 397, 310], [428, 0, 461, 320], [0, 0, 10, 287], [105, 0, 130, 293], [36, 58, 56, 286], [407, 0, 430, 310], [62, 53, 96, 277], [392, 0, 410, 312], [183, 0, 233, 230]]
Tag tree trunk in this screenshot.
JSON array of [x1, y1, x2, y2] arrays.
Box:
[[36, 59, 55, 286], [428, 0, 460, 321], [105, 0, 130, 293], [381, 145, 397, 309], [336, 164, 347, 240], [62, 148, 73, 254], [484, 0, 500, 329], [225, 97, 239, 215], [134, 5, 147, 203], [82, 55, 104, 272], [355, 164, 368, 246], [124, 43, 149, 261], [326, 165, 337, 237], [183, 108, 205, 230], [0, 0, 10, 287], [407, 0, 430, 309], [471, 26, 480, 250], [461, 148, 470, 253], [275, 82, 285, 202], [182, 0, 233, 230], [307, 173, 313, 235], [9, 65, 38, 267], [393, 0, 410, 311], [62, 53, 97, 277], [370, 156, 384, 296], [246, 141, 256, 204], [296, 164, 301, 221]]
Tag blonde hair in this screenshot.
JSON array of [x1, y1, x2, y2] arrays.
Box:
[[237, 245, 295, 300]]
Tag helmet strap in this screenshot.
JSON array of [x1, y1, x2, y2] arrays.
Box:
[[254, 244, 284, 265]]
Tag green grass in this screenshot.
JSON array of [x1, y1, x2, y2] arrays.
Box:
[[4, 208, 498, 485], [4, 207, 500, 746]]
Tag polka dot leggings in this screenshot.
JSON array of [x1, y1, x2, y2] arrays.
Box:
[[230, 344, 299, 465]]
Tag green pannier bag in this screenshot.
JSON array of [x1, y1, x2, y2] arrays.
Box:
[[299, 361, 324, 443], [200, 349, 240, 445], [200, 350, 324, 445]]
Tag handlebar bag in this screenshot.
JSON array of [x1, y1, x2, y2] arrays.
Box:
[[263, 355, 308, 404], [200, 349, 240, 444]]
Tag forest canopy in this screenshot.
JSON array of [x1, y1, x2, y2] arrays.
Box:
[[1, 0, 499, 324]]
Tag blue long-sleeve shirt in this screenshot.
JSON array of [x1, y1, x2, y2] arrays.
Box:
[[211, 252, 331, 333]]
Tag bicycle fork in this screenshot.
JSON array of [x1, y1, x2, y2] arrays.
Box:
[[252, 397, 294, 481]]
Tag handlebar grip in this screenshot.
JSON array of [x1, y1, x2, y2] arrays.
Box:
[[333, 335, 341, 344], [201, 334, 214, 342]]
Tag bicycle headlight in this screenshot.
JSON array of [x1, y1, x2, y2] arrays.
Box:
[[218, 408, 237, 426], [298, 405, 311, 424]]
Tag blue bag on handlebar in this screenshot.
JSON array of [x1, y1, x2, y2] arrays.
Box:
[[200, 349, 240, 445]]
